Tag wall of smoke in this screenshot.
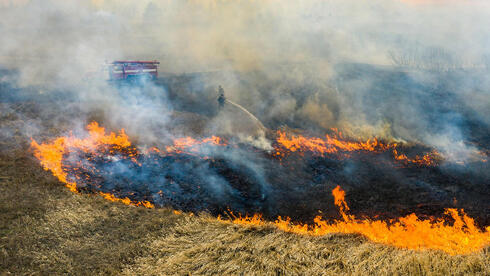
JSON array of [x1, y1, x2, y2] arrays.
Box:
[[1, 0, 489, 163]]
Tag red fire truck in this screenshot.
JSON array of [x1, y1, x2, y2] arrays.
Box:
[[107, 60, 160, 81]]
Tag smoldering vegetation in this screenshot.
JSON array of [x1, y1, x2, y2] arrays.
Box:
[[2, 28, 490, 227], [4, 63, 489, 228], [1, 153, 487, 275], [1, 1, 490, 274], [64, 136, 490, 226]]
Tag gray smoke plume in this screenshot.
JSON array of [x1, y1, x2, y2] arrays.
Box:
[[1, 0, 489, 162]]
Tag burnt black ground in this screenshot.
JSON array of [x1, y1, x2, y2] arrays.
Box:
[[63, 140, 490, 228], [2, 64, 489, 228]]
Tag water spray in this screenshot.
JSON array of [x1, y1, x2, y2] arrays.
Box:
[[224, 99, 266, 132]]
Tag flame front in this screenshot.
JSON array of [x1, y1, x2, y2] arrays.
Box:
[[31, 122, 153, 207], [276, 130, 439, 166], [31, 122, 130, 192], [30, 122, 490, 255], [31, 122, 226, 207], [223, 186, 490, 255], [166, 136, 226, 154]]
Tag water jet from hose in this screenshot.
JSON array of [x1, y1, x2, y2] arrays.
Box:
[[224, 99, 266, 132]]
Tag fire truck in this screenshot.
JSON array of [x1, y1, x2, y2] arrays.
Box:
[[107, 60, 160, 81]]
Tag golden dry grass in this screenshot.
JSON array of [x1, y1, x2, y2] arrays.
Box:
[[0, 150, 488, 275]]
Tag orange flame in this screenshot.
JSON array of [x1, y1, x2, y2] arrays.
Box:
[[30, 122, 227, 208], [31, 122, 153, 208], [392, 148, 438, 166], [276, 130, 438, 166], [31, 123, 490, 254], [166, 135, 226, 153], [220, 186, 490, 255], [99, 191, 154, 208], [276, 130, 384, 154]]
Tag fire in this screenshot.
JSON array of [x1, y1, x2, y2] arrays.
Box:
[[166, 136, 226, 153], [99, 192, 154, 208], [221, 186, 490, 255], [30, 122, 131, 192], [30, 122, 490, 255], [30, 122, 226, 207], [275, 130, 439, 166], [392, 148, 438, 166], [31, 122, 153, 207], [276, 130, 385, 154]]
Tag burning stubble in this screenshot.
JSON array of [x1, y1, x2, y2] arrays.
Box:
[[30, 122, 490, 255], [1, 0, 489, 265]]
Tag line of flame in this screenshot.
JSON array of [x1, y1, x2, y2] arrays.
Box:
[[30, 122, 490, 255], [276, 130, 439, 166], [31, 122, 153, 208], [219, 186, 490, 255]]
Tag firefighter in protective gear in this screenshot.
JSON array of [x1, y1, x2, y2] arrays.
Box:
[[217, 85, 225, 108]]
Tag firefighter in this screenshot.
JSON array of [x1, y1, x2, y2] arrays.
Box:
[[217, 85, 225, 108]]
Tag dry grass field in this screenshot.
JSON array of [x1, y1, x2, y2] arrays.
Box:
[[2, 0, 490, 274], [0, 104, 488, 275]]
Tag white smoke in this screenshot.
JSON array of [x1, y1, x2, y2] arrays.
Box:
[[1, 0, 489, 163]]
